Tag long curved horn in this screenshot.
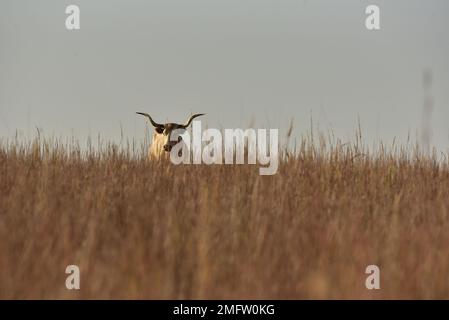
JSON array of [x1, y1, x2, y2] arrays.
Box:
[[136, 112, 163, 128], [181, 113, 205, 128]]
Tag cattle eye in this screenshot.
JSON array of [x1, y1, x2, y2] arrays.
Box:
[[178, 136, 182, 142], [155, 127, 163, 134]]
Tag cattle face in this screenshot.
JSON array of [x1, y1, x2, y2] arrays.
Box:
[[136, 112, 205, 160]]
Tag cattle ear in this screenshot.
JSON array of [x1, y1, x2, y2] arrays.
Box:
[[155, 127, 163, 134]]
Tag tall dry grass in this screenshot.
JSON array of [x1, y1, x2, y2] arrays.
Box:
[[1, 132, 449, 299]]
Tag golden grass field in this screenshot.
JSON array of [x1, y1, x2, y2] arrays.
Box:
[[1, 133, 449, 299]]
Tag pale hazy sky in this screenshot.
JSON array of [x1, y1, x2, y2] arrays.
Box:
[[1, 0, 448, 150]]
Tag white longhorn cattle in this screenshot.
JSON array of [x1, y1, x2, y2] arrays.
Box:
[[136, 112, 205, 160]]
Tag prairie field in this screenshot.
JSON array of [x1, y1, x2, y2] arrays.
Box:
[[1, 134, 449, 299]]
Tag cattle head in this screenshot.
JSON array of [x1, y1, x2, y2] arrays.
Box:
[[136, 112, 205, 156]]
